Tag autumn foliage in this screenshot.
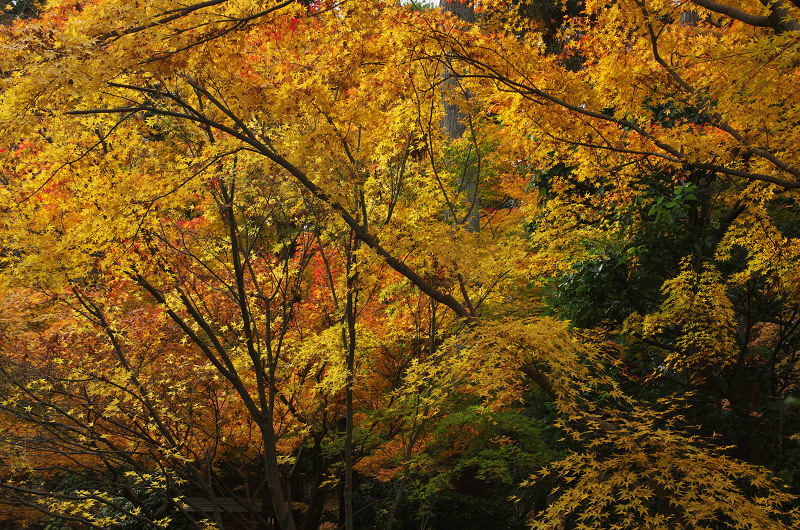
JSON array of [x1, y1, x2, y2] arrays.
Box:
[[0, 0, 799, 528]]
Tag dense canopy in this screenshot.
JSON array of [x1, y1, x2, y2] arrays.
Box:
[[1, 0, 799, 528]]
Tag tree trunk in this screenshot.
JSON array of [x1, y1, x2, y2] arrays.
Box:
[[439, 0, 479, 232]]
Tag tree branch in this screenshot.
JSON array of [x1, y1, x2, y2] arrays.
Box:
[[689, 0, 774, 28]]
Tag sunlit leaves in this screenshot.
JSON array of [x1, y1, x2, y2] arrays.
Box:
[[1, 0, 799, 527]]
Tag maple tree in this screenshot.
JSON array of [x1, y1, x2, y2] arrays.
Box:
[[0, 0, 799, 528]]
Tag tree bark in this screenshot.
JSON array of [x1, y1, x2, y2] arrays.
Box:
[[439, 0, 479, 232]]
